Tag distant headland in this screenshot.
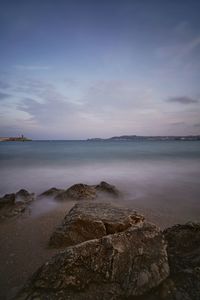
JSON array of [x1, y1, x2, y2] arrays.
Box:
[[87, 135, 200, 141], [0, 134, 32, 142]]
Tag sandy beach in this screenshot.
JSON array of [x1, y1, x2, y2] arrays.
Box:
[[0, 199, 75, 300]]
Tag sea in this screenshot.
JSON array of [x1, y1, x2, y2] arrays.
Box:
[[0, 140, 200, 224]]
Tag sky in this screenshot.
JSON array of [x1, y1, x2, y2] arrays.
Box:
[[0, 0, 200, 139]]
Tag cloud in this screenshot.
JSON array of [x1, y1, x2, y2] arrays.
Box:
[[14, 78, 55, 97], [170, 121, 185, 126], [157, 35, 200, 60], [183, 36, 200, 57], [64, 78, 80, 87], [0, 80, 10, 89], [193, 123, 200, 127], [175, 21, 190, 36], [17, 95, 78, 125], [156, 35, 200, 76], [1, 74, 200, 138], [167, 96, 199, 105], [83, 80, 154, 114], [0, 92, 10, 100], [0, 77, 84, 137], [14, 65, 51, 71], [11, 78, 159, 138]]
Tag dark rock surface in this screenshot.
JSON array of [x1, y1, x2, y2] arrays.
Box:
[[39, 187, 64, 198], [41, 181, 120, 201], [142, 222, 200, 300], [16, 222, 169, 299], [164, 222, 200, 274], [0, 193, 15, 206], [162, 222, 200, 300], [0, 189, 35, 220], [49, 202, 144, 247], [55, 184, 97, 201], [95, 181, 120, 197], [16, 189, 35, 203]]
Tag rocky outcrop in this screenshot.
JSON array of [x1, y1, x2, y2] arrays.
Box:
[[95, 181, 120, 197], [40, 181, 120, 201], [0, 189, 35, 220], [0, 193, 15, 206], [39, 187, 64, 198], [49, 202, 144, 247], [12, 182, 199, 300], [55, 184, 97, 201], [16, 189, 35, 203], [16, 222, 169, 299]]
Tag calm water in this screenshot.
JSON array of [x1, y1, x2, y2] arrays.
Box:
[[0, 140, 200, 222]]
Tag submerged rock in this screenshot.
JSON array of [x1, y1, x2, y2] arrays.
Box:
[[95, 181, 120, 197], [45, 181, 121, 201], [16, 189, 35, 203], [0, 193, 15, 206], [39, 187, 64, 198], [16, 222, 169, 299], [0, 189, 35, 220], [55, 184, 97, 201], [49, 202, 144, 247]]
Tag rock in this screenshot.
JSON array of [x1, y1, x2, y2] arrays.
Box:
[[55, 184, 97, 201], [164, 222, 200, 274], [0, 193, 15, 207], [151, 271, 200, 300], [48, 181, 121, 201], [145, 222, 200, 300], [95, 181, 120, 197], [16, 222, 169, 299], [39, 187, 64, 198], [162, 222, 200, 300], [0, 189, 34, 220], [16, 189, 35, 203], [49, 202, 144, 248]]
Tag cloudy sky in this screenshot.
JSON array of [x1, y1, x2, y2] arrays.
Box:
[[0, 0, 200, 139]]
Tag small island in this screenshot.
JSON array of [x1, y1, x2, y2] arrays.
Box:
[[0, 134, 32, 142]]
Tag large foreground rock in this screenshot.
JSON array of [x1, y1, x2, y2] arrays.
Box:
[[16, 222, 169, 299], [163, 222, 200, 274], [0, 189, 35, 220], [144, 222, 200, 300], [161, 222, 200, 300], [49, 202, 144, 247]]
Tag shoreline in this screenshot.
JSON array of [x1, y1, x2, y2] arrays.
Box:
[[0, 180, 199, 299], [0, 194, 199, 299], [0, 199, 75, 300]]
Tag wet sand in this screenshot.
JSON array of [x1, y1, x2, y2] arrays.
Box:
[[0, 199, 75, 300]]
